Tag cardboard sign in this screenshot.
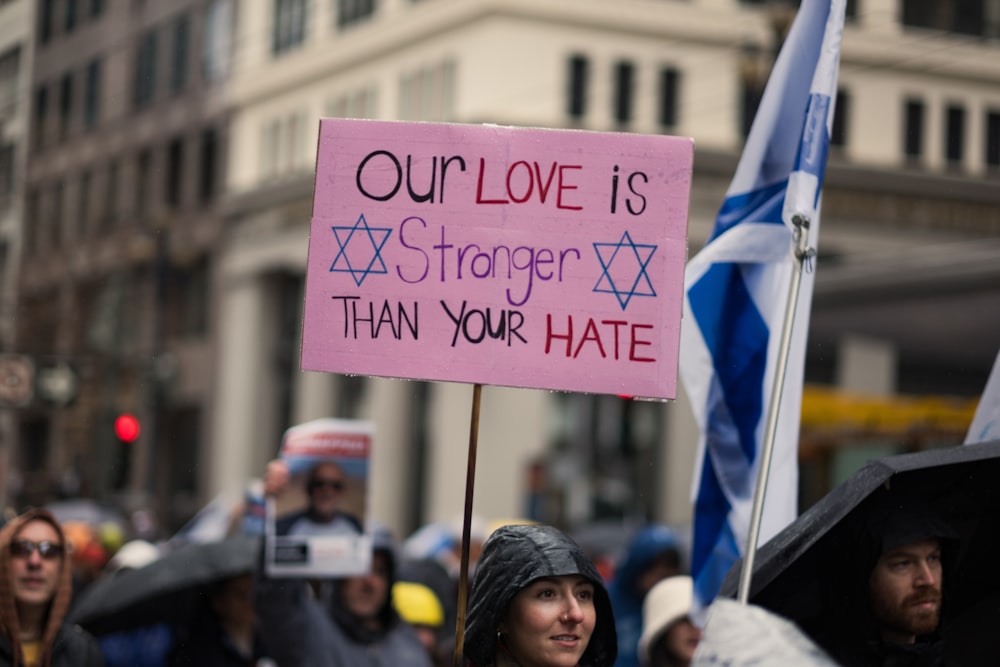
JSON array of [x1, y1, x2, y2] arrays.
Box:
[[302, 120, 693, 399], [264, 418, 373, 578]]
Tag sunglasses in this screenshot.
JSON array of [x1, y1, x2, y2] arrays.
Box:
[[309, 479, 346, 492], [10, 540, 65, 560]]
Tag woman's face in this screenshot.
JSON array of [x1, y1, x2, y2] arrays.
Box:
[[500, 574, 597, 667], [664, 618, 702, 665]]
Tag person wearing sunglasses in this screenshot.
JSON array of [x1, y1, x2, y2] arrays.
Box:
[[267, 459, 363, 538], [0, 508, 104, 666]]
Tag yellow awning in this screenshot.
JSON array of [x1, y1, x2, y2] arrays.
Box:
[[801, 385, 978, 433]]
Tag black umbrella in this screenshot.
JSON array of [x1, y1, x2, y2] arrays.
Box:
[[68, 534, 261, 636], [718, 440, 1000, 660]]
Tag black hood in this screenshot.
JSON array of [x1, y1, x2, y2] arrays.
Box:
[[816, 489, 957, 657], [465, 524, 617, 667]]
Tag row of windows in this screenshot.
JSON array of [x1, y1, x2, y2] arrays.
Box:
[[32, 58, 101, 148], [565, 54, 1000, 172], [24, 127, 220, 256], [327, 86, 377, 122], [273, 0, 377, 55], [133, 5, 231, 110], [398, 60, 455, 122], [566, 54, 680, 131], [260, 111, 310, 179], [902, 0, 997, 39], [32, 1, 232, 151], [904, 100, 1000, 170], [269, 0, 997, 57], [38, 0, 105, 45], [258, 64, 453, 181]]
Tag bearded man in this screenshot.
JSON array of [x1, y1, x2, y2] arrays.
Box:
[[868, 537, 943, 646], [818, 494, 956, 667]]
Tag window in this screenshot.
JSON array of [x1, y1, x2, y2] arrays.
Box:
[[567, 55, 588, 120], [352, 86, 379, 119], [902, 0, 985, 38], [398, 61, 451, 121], [658, 67, 679, 130], [166, 137, 183, 208], [903, 98, 924, 162], [78, 170, 92, 238], [284, 112, 305, 173], [33, 85, 49, 149], [740, 43, 766, 139], [39, 0, 54, 43], [136, 149, 152, 219], [167, 257, 209, 337], [103, 159, 119, 229], [987, 110, 1000, 171], [25, 189, 39, 255], [944, 104, 965, 167], [91, 0, 105, 18], [0, 47, 21, 117], [259, 112, 308, 178], [165, 407, 202, 494], [52, 180, 64, 248], [203, 0, 233, 82], [84, 59, 101, 130], [66, 0, 79, 32], [171, 14, 190, 93], [260, 119, 279, 178], [741, 81, 763, 139], [134, 29, 158, 108], [59, 72, 73, 139], [199, 127, 218, 203], [0, 142, 14, 212], [831, 87, 849, 148], [613, 61, 635, 126], [337, 0, 375, 29], [273, 0, 307, 55]]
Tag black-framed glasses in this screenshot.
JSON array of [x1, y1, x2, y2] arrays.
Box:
[[309, 479, 345, 493], [10, 540, 64, 560]]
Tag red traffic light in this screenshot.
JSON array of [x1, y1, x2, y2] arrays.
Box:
[[114, 414, 141, 443]]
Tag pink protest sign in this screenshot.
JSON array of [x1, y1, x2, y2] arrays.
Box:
[[302, 119, 693, 399]]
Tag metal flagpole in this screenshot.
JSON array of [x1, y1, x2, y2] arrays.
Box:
[[737, 214, 816, 604]]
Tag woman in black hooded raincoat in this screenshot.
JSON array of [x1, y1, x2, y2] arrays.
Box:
[[465, 524, 617, 667]]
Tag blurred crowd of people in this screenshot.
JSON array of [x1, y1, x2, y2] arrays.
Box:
[[0, 421, 704, 667], [4, 456, 955, 667], [0, 496, 699, 667]]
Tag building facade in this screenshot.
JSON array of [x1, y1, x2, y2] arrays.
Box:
[[0, 0, 35, 506], [13, 0, 233, 526], [9, 0, 1000, 540]]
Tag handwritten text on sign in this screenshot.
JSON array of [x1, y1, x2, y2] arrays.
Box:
[[302, 120, 693, 399]]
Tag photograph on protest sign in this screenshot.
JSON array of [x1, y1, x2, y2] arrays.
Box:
[[264, 418, 374, 578], [301, 120, 693, 400]]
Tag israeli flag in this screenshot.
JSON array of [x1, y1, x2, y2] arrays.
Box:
[[680, 0, 846, 610]]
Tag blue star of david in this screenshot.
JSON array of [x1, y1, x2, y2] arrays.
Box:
[[329, 214, 392, 287], [593, 230, 657, 311]]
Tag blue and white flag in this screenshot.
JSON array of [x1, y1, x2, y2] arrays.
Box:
[[680, 0, 846, 611], [965, 348, 1000, 444]]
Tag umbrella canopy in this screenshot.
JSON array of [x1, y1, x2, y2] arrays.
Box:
[[69, 534, 260, 636], [718, 440, 1000, 660]]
